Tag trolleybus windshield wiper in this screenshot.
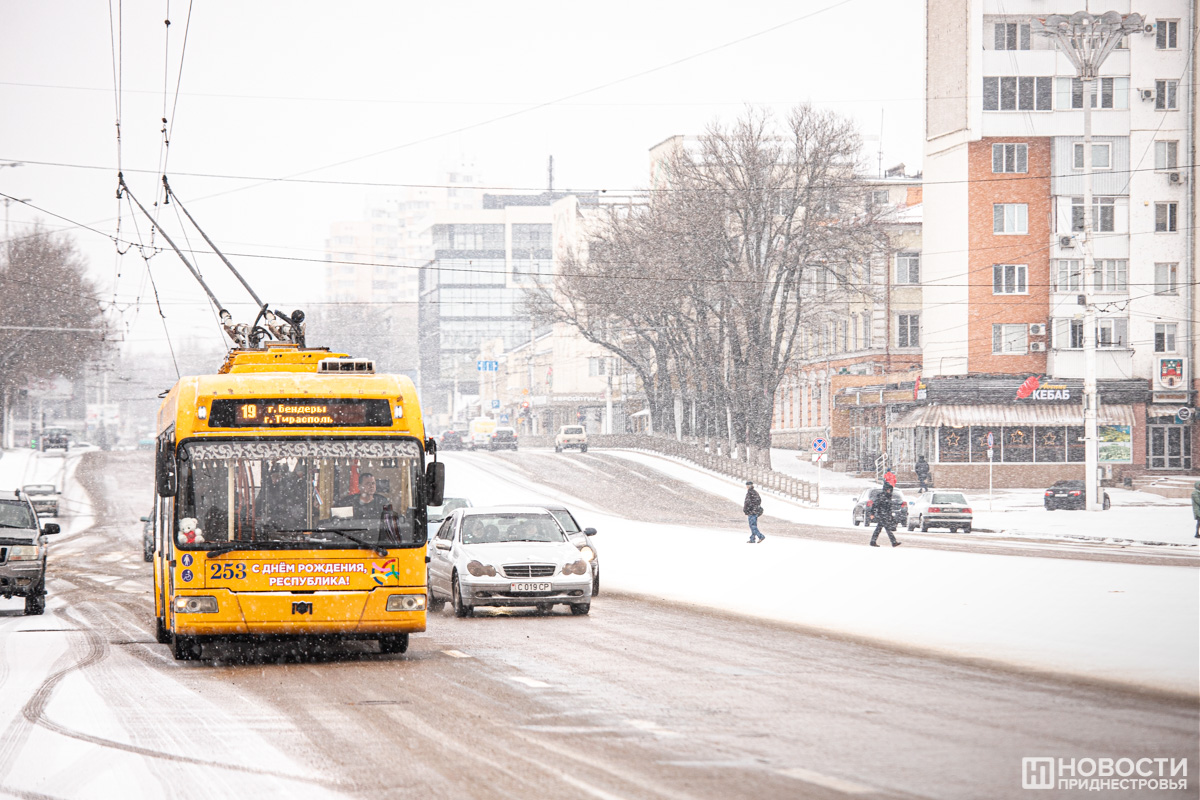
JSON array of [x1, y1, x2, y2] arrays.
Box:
[[309, 527, 387, 557]]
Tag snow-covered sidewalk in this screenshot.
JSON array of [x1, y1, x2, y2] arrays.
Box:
[[444, 450, 1199, 697], [768, 448, 1200, 547]]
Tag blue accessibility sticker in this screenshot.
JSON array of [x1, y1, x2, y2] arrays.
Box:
[[181, 554, 193, 567], [181, 569, 193, 582]]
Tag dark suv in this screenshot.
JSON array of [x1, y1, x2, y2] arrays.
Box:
[[0, 491, 61, 614], [1044, 480, 1111, 510], [851, 487, 909, 528], [39, 428, 70, 452]]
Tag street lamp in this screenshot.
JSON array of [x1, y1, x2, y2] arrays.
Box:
[[1031, 10, 1143, 512]]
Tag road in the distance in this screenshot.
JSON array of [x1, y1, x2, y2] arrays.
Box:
[[0, 450, 1193, 800], [458, 448, 1199, 568]]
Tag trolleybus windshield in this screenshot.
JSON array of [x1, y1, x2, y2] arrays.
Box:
[[174, 439, 425, 551]]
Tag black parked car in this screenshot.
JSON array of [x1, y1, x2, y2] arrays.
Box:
[[851, 487, 909, 528], [1044, 480, 1111, 511], [439, 430, 464, 450]]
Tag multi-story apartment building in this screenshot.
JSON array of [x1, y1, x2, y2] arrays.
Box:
[[919, 0, 1196, 487]]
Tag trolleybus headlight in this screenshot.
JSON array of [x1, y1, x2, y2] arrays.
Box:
[[173, 596, 219, 613], [466, 560, 496, 577], [6, 545, 40, 561], [386, 594, 427, 612]]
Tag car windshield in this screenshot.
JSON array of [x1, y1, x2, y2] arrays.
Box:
[[931, 493, 968, 504], [23, 485, 55, 494], [547, 509, 580, 533], [0, 499, 37, 529], [563, 427, 584, 435], [460, 514, 564, 544], [428, 497, 470, 522], [175, 438, 426, 550]]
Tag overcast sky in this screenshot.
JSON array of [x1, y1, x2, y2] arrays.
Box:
[[0, 0, 925, 355]]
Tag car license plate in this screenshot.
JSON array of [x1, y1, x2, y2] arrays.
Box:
[[511, 582, 551, 592]]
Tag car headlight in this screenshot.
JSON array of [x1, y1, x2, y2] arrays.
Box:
[[579, 546, 595, 562], [6, 545, 40, 561], [173, 596, 219, 613], [466, 560, 497, 577], [386, 594, 427, 612], [563, 559, 588, 576]]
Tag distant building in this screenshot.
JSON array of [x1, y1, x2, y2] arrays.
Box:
[[919, 0, 1196, 486]]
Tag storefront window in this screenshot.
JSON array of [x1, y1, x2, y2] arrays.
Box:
[[1034, 427, 1066, 462], [1004, 426, 1034, 462], [1067, 426, 1086, 462], [969, 426, 1001, 462], [938, 427, 970, 462]]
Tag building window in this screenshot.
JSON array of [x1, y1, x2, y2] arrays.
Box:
[[870, 189, 890, 207], [1054, 318, 1084, 349], [1154, 141, 1179, 170], [1155, 20, 1179, 49], [1153, 263, 1178, 296], [994, 21, 1031, 50], [1072, 142, 1111, 170], [1096, 259, 1128, 292], [862, 313, 872, 349], [1149, 426, 1191, 470], [992, 324, 1027, 355], [896, 252, 920, 284], [983, 76, 1052, 111], [993, 203, 1028, 234], [1155, 323, 1178, 353], [1155, 203, 1178, 232], [992, 264, 1028, 294], [1055, 260, 1081, 292], [1059, 77, 1128, 109], [1096, 318, 1128, 348], [588, 357, 607, 376], [897, 314, 919, 348], [1155, 80, 1178, 111], [1071, 197, 1115, 232], [992, 143, 1028, 173]]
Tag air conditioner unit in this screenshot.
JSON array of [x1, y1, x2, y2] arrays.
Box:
[[1059, 236, 1074, 248], [1030, 342, 1046, 352], [1144, 23, 1155, 34], [1140, 88, 1156, 102], [1169, 172, 1182, 184], [1029, 323, 1046, 337]]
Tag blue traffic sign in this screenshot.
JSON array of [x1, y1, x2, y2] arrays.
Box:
[[812, 437, 828, 453], [499, 414, 510, 424], [491, 399, 500, 409], [476, 360, 499, 372]]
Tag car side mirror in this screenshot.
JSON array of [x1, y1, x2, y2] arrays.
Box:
[[583, 527, 597, 536], [139, 516, 150, 522], [434, 539, 451, 551], [41, 523, 60, 535]]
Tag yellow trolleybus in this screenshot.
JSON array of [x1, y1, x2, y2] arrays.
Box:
[[151, 345, 444, 660]]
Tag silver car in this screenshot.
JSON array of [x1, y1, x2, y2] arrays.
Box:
[[0, 491, 61, 614], [22, 484, 59, 517], [907, 491, 974, 533], [426, 496, 472, 539], [427, 507, 593, 617]]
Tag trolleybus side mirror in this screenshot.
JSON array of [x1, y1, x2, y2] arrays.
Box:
[[156, 442, 178, 497], [426, 461, 445, 507]]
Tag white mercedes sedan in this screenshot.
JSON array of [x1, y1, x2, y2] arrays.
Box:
[[427, 507, 593, 617]]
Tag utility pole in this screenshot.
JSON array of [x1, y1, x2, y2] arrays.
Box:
[[1032, 10, 1143, 512]]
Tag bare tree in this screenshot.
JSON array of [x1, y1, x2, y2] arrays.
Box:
[[531, 106, 885, 464], [0, 224, 109, 443]]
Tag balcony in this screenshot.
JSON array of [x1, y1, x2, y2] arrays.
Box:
[[1047, 348, 1133, 380]]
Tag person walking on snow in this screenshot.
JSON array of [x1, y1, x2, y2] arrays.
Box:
[[882, 468, 897, 487], [914, 455, 931, 493], [1192, 481, 1200, 538], [743, 481, 765, 543], [870, 483, 902, 548]]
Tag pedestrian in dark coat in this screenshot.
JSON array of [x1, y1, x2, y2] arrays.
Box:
[[1192, 481, 1200, 538], [743, 481, 765, 543], [914, 456, 931, 493], [870, 483, 901, 547]]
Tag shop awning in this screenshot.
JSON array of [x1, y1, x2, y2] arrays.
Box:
[[889, 403, 1134, 428]]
